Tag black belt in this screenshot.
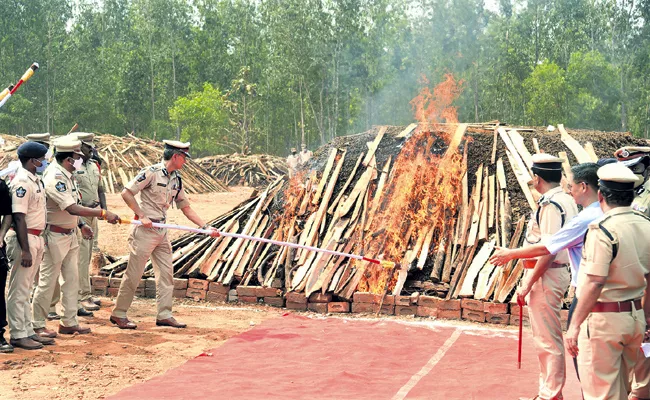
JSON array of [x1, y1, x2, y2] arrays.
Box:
[[592, 299, 642, 313]]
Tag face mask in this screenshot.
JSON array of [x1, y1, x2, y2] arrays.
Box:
[[72, 157, 83, 171], [35, 159, 48, 173]]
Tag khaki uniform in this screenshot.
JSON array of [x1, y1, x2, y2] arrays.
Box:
[[576, 207, 650, 399], [75, 159, 102, 305], [632, 179, 650, 216], [299, 149, 313, 165], [286, 154, 300, 177], [524, 186, 578, 399], [5, 167, 46, 339], [32, 161, 81, 329], [112, 163, 190, 320]]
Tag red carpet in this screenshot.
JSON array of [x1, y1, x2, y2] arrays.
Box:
[[109, 314, 584, 400]]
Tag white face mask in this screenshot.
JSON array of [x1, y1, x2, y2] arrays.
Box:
[[72, 157, 83, 171]]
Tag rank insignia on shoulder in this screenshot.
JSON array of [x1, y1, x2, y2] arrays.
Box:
[[137, 173, 147, 182], [15, 187, 26, 198], [76, 171, 85, 174], [55, 182, 67, 192], [634, 204, 648, 213]]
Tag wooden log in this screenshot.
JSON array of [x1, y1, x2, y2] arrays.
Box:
[[365, 156, 392, 231], [584, 142, 598, 162], [504, 147, 538, 211], [488, 174, 495, 229], [474, 259, 498, 300], [312, 148, 338, 206], [558, 151, 572, 176], [416, 224, 436, 270], [430, 233, 446, 281], [532, 138, 540, 154], [508, 130, 534, 170], [448, 243, 478, 299], [362, 126, 387, 167], [490, 128, 498, 164], [441, 228, 455, 283], [457, 240, 495, 297], [396, 123, 418, 138], [478, 166, 489, 241], [497, 127, 532, 182], [328, 152, 364, 215], [558, 124, 593, 163]]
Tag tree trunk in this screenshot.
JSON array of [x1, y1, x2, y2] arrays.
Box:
[[620, 68, 627, 131], [299, 77, 305, 145], [171, 33, 180, 140]]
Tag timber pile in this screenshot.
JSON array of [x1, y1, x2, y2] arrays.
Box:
[[0, 133, 26, 168], [99, 124, 648, 312], [197, 154, 288, 188]]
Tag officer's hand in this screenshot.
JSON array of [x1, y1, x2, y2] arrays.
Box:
[[515, 286, 529, 307], [489, 247, 512, 266], [81, 225, 94, 240], [104, 210, 120, 224], [564, 325, 580, 357], [206, 227, 220, 238], [140, 216, 153, 229], [21, 249, 32, 268]]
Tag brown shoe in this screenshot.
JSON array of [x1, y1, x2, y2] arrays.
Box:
[[109, 316, 137, 330], [10, 337, 43, 350], [156, 317, 187, 328], [80, 300, 100, 311], [29, 334, 55, 346], [34, 327, 58, 338], [58, 325, 91, 335]]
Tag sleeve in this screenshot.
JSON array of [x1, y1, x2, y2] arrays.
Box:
[[45, 176, 77, 210], [9, 179, 30, 214], [542, 215, 586, 255], [93, 162, 104, 191], [538, 204, 564, 238], [174, 184, 190, 209], [0, 180, 12, 215], [579, 227, 614, 277], [125, 168, 154, 195]]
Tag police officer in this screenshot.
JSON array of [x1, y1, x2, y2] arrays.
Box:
[[69, 132, 106, 313], [564, 163, 650, 400], [32, 138, 120, 336], [298, 143, 313, 165], [518, 154, 579, 400], [5, 142, 52, 350], [110, 140, 218, 330], [0, 170, 12, 352]]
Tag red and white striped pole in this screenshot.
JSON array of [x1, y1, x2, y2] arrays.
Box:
[[0, 62, 39, 109]]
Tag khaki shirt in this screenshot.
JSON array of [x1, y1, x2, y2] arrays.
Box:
[[524, 186, 579, 264], [577, 206, 650, 302], [9, 166, 46, 230], [287, 154, 300, 170], [632, 179, 650, 217], [74, 159, 102, 207], [125, 163, 190, 220], [44, 161, 81, 229], [299, 150, 313, 165]]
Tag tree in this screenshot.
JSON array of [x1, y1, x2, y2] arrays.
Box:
[[523, 61, 567, 125]]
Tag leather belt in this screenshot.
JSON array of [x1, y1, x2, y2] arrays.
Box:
[[48, 225, 76, 235], [134, 215, 165, 223], [82, 202, 100, 208], [592, 299, 642, 313], [10, 227, 43, 236], [522, 260, 569, 269]]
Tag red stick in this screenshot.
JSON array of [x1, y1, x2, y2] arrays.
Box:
[[518, 303, 523, 369]]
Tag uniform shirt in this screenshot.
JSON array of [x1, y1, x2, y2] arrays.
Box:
[[9, 166, 46, 230], [75, 159, 102, 207], [43, 161, 81, 229], [299, 150, 313, 165], [286, 154, 300, 170], [0, 178, 11, 216], [577, 206, 650, 302], [542, 201, 603, 287], [523, 186, 579, 264], [632, 179, 650, 216], [125, 163, 190, 220]]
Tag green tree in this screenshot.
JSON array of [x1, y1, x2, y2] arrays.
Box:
[[523, 61, 567, 125]]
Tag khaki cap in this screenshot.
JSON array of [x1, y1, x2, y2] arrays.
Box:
[[26, 133, 50, 144], [53, 138, 84, 156], [69, 132, 95, 146], [615, 146, 650, 167], [532, 153, 564, 171], [163, 139, 191, 157], [598, 162, 639, 191]]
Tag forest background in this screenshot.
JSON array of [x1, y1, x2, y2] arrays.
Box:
[[1, 0, 649, 156]]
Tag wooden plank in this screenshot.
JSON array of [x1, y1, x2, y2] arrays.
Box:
[[416, 225, 436, 270], [558, 124, 593, 163], [508, 129, 534, 170], [497, 127, 532, 182], [490, 128, 498, 165], [488, 174, 495, 229], [441, 228, 455, 283], [584, 142, 599, 162], [362, 126, 387, 167], [396, 123, 417, 138], [478, 166, 489, 241], [558, 151, 572, 176], [328, 152, 364, 215], [504, 148, 538, 211], [365, 156, 392, 231], [532, 138, 540, 154], [312, 147, 338, 206], [429, 232, 446, 280], [496, 158, 507, 190], [458, 240, 495, 297]]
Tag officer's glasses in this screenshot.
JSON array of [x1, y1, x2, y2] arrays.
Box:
[[566, 181, 585, 191]]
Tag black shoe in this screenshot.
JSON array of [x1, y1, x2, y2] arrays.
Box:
[[47, 312, 61, 321], [77, 308, 94, 317], [0, 336, 13, 353]]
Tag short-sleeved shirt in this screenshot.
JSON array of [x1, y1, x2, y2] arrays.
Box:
[[287, 155, 299, 170], [523, 186, 579, 264], [9, 166, 46, 230], [125, 163, 190, 220], [43, 161, 81, 229], [0, 178, 11, 216], [577, 206, 650, 302], [542, 201, 603, 287], [632, 179, 650, 216], [299, 150, 313, 165], [75, 159, 102, 206]]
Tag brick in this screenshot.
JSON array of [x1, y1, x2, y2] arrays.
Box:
[[91, 287, 107, 296], [328, 302, 350, 313], [236, 286, 259, 297], [486, 313, 510, 325], [462, 309, 486, 323], [509, 303, 529, 317], [173, 278, 188, 290], [286, 302, 308, 311], [109, 278, 122, 288], [308, 293, 332, 303], [285, 292, 307, 304], [145, 278, 156, 289], [188, 278, 209, 291], [410, 293, 420, 305], [228, 289, 238, 302], [416, 306, 438, 318], [461, 298, 484, 312], [173, 289, 187, 299], [107, 287, 119, 297], [208, 282, 230, 294], [137, 279, 146, 289], [91, 276, 109, 288], [418, 295, 442, 308], [308, 302, 328, 314], [353, 292, 395, 305], [438, 299, 461, 311], [271, 278, 283, 288], [395, 296, 411, 306], [483, 302, 508, 315], [207, 292, 228, 303], [351, 303, 394, 315], [186, 288, 207, 300], [437, 309, 461, 320], [264, 297, 285, 307], [239, 295, 258, 304], [144, 288, 156, 298], [395, 306, 417, 317], [509, 313, 530, 327], [257, 287, 282, 298]]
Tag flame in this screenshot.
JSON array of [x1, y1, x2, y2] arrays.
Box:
[[358, 74, 466, 294]]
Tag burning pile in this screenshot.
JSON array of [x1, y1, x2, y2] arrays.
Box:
[[196, 153, 288, 188]]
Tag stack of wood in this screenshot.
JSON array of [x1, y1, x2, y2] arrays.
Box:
[[0, 133, 26, 168], [100, 123, 648, 305], [197, 154, 288, 188]]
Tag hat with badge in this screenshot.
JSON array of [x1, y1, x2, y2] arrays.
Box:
[[53, 138, 84, 156], [26, 133, 51, 145], [163, 140, 191, 158], [17, 141, 48, 159], [531, 153, 564, 171], [69, 132, 95, 147], [597, 162, 639, 191], [614, 146, 650, 167]]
